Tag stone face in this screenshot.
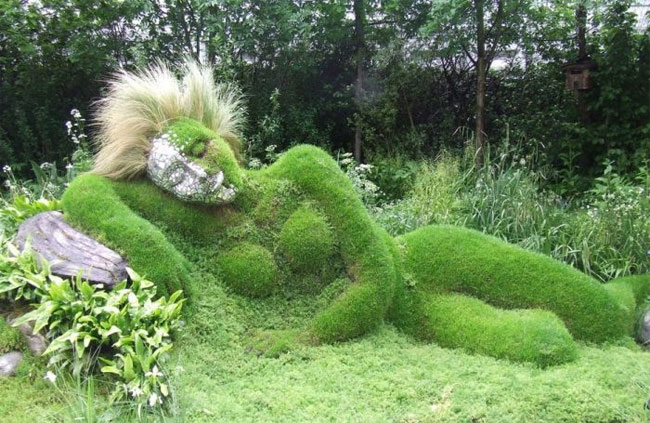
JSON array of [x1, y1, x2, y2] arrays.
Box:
[[147, 137, 236, 204], [15, 211, 128, 288], [0, 352, 23, 377]]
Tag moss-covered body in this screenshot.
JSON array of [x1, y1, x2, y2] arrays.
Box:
[[62, 144, 650, 367]]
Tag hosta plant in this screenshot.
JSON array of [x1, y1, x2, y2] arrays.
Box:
[[0, 239, 185, 409]]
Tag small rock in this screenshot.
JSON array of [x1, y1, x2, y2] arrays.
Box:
[[638, 309, 650, 349], [9, 320, 47, 356], [0, 352, 23, 376]]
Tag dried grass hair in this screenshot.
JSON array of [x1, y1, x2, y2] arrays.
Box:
[[92, 59, 245, 180]]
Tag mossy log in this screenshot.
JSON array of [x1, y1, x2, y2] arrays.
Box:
[[15, 211, 128, 288]]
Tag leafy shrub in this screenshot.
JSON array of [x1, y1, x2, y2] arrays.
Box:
[[279, 208, 334, 273], [0, 241, 185, 408], [0, 195, 61, 236], [218, 243, 278, 297], [337, 152, 381, 207], [366, 154, 420, 202]]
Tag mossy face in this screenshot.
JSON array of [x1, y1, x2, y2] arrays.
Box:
[[164, 117, 244, 189], [279, 207, 335, 273], [217, 243, 278, 297]]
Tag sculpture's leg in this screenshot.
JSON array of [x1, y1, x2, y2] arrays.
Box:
[[393, 289, 577, 367], [604, 275, 650, 313], [265, 146, 397, 342], [395, 225, 634, 344], [62, 174, 193, 297]]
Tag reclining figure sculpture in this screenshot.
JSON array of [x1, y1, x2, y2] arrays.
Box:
[[61, 60, 650, 367]]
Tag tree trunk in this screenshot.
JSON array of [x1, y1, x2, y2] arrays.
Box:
[[576, 1, 587, 60], [475, 0, 486, 167], [575, 1, 590, 122], [353, 0, 365, 162]]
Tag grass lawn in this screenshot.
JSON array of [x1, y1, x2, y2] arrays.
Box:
[[2, 271, 649, 423]]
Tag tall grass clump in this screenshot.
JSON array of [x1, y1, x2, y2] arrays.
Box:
[[93, 59, 245, 180], [371, 137, 650, 283]]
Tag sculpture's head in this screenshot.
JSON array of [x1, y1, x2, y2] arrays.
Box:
[[92, 60, 245, 204]]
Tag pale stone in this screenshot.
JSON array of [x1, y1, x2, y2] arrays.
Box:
[[0, 352, 23, 377]]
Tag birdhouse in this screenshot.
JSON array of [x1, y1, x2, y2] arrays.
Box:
[[562, 57, 597, 91]]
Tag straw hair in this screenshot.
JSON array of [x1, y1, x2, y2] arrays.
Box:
[[92, 59, 245, 180]]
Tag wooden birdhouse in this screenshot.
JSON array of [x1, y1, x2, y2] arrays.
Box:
[[562, 57, 597, 91]]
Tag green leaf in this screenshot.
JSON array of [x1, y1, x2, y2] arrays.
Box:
[[123, 354, 136, 381], [101, 366, 122, 375]]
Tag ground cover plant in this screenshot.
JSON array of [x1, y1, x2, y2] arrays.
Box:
[[0, 60, 649, 422]]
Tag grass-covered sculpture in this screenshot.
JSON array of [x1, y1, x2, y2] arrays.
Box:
[[61, 61, 650, 368]]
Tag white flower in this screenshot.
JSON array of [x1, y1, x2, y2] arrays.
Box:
[[65, 121, 73, 129], [70, 108, 81, 119], [44, 371, 57, 384], [40, 162, 51, 169], [145, 365, 163, 378], [148, 392, 161, 407], [130, 386, 143, 398], [66, 163, 74, 170], [2, 165, 10, 173], [519, 158, 526, 166]]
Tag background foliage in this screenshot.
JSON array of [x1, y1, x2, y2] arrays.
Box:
[[1, 0, 648, 186]]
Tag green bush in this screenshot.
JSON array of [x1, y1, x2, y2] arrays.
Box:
[[0, 317, 24, 354], [217, 243, 278, 297], [279, 207, 334, 273], [398, 225, 632, 343]]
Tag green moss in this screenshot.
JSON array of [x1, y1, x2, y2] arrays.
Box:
[[398, 225, 630, 343], [426, 294, 577, 367], [61, 174, 193, 298], [61, 142, 650, 368], [0, 318, 25, 354], [265, 145, 397, 342], [164, 117, 244, 188], [217, 243, 278, 297], [279, 207, 334, 273], [165, 117, 216, 156], [195, 138, 244, 188], [246, 329, 306, 358], [110, 178, 236, 244], [606, 275, 650, 305]]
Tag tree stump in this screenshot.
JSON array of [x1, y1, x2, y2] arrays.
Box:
[[15, 211, 128, 288]]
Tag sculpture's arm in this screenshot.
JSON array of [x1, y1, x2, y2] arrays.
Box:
[[62, 174, 193, 297], [266, 145, 398, 342]]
